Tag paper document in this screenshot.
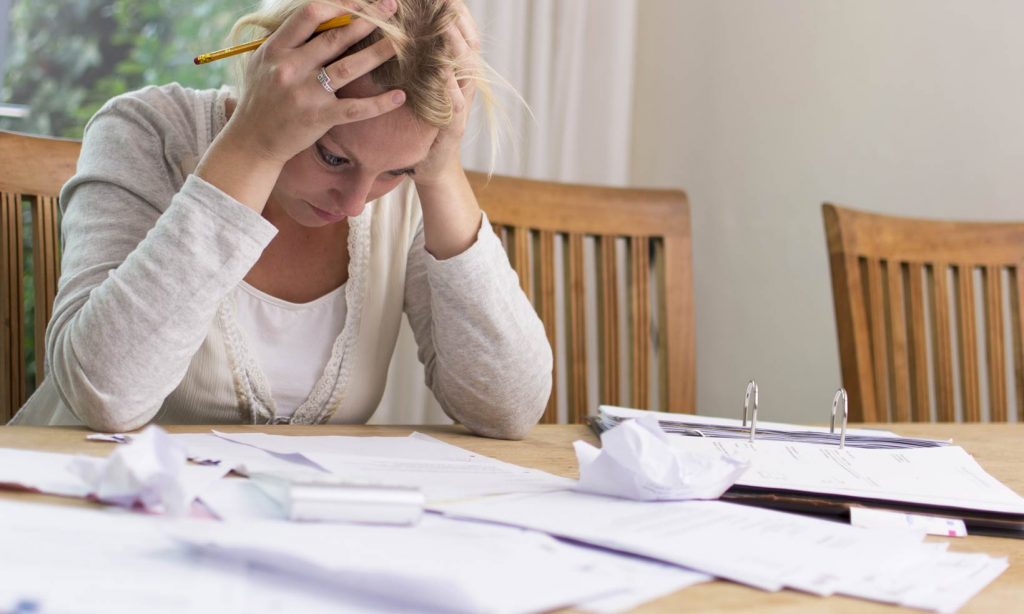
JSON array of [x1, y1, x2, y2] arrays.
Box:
[[0, 448, 91, 498], [202, 431, 574, 503], [574, 416, 748, 501], [668, 436, 1024, 515], [850, 507, 968, 537]]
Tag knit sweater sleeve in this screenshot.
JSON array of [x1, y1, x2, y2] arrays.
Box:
[[403, 212, 553, 440], [45, 86, 277, 432]]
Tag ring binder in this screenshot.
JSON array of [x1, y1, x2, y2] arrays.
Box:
[[743, 381, 759, 443], [831, 389, 849, 450]]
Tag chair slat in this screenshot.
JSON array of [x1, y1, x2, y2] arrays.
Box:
[[905, 263, 931, 421], [954, 264, 981, 422], [865, 258, 891, 420], [565, 233, 588, 423], [32, 196, 61, 381], [630, 237, 650, 408], [597, 236, 619, 406], [929, 264, 956, 421], [1010, 264, 1024, 422], [535, 230, 557, 423], [1, 192, 26, 421], [982, 266, 1007, 421], [653, 239, 669, 409], [885, 260, 911, 421]]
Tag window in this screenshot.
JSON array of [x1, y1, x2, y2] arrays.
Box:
[[1, 0, 241, 137]]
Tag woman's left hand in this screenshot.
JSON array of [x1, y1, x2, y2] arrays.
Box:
[[412, 0, 480, 187]]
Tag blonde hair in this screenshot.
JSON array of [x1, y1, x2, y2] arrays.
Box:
[[229, 0, 499, 134]]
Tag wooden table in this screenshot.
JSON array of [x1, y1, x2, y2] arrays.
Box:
[[1, 423, 1021, 612]]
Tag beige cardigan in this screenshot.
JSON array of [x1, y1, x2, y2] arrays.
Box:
[[11, 84, 552, 439]]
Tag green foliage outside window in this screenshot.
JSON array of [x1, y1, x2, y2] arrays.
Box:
[[1, 0, 243, 393]]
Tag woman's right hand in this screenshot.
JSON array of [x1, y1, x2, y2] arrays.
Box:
[[197, 0, 405, 213], [228, 0, 406, 165]]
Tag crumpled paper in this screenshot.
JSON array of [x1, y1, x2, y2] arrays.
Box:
[[69, 425, 218, 516], [574, 416, 750, 501]]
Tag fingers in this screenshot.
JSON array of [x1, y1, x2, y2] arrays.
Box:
[[450, 0, 481, 54], [322, 38, 397, 90], [303, 0, 397, 65], [267, 1, 353, 50], [329, 89, 407, 125], [444, 23, 476, 103]]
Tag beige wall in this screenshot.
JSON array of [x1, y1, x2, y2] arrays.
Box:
[[631, 0, 1024, 422]]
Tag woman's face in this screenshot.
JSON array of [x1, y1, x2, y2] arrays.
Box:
[[269, 76, 439, 228]]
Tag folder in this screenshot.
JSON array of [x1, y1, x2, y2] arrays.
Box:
[[593, 392, 1024, 538]]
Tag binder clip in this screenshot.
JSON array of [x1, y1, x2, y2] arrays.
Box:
[[743, 380, 759, 443], [250, 472, 425, 525], [831, 388, 849, 450]]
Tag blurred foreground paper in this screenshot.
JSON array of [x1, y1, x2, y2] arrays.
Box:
[[69, 426, 228, 515]]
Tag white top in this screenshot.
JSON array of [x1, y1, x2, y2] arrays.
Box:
[[234, 281, 348, 419]]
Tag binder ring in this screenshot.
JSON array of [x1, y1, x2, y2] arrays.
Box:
[[831, 388, 849, 449], [743, 380, 759, 443]]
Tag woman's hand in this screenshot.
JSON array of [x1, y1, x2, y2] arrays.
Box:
[[412, 1, 487, 260], [197, 0, 407, 213], [228, 0, 407, 166], [412, 0, 480, 187]]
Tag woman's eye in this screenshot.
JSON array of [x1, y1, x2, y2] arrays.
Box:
[[316, 144, 349, 167]]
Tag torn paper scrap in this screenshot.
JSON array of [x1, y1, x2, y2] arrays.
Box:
[[574, 416, 749, 501], [69, 426, 228, 516]]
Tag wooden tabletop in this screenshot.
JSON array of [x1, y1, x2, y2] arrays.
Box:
[[1, 422, 1021, 613]]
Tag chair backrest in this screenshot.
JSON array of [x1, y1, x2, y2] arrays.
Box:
[[823, 203, 1024, 423], [467, 172, 695, 423], [0, 130, 81, 422]]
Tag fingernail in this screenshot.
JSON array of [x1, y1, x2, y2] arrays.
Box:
[[382, 0, 396, 11], [392, 90, 406, 104]]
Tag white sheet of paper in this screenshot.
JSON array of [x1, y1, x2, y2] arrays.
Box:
[[667, 436, 1024, 514], [0, 448, 91, 498], [575, 416, 749, 501], [206, 430, 574, 503], [171, 433, 330, 477], [850, 506, 968, 537], [432, 488, 1007, 610], [170, 513, 630, 614], [213, 430, 482, 462]]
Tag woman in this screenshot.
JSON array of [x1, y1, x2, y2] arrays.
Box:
[[11, 0, 552, 439]]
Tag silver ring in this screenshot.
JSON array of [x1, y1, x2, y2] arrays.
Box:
[[316, 67, 334, 94]]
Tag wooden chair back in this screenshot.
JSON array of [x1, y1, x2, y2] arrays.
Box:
[[467, 172, 695, 423], [0, 130, 81, 422], [823, 203, 1024, 423]]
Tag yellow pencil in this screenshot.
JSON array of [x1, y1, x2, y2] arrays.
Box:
[[194, 15, 355, 65]]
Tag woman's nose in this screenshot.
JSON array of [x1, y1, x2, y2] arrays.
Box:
[[329, 180, 373, 216]]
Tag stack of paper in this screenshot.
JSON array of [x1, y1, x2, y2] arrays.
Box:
[[596, 405, 950, 448], [665, 435, 1024, 534], [434, 490, 1008, 612]]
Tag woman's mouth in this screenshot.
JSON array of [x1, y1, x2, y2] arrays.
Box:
[[309, 203, 346, 223]]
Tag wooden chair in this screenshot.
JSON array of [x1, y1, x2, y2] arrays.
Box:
[[468, 172, 695, 423], [823, 203, 1024, 423], [0, 130, 81, 422]]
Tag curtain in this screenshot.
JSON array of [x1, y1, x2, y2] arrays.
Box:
[[371, 0, 638, 425]]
